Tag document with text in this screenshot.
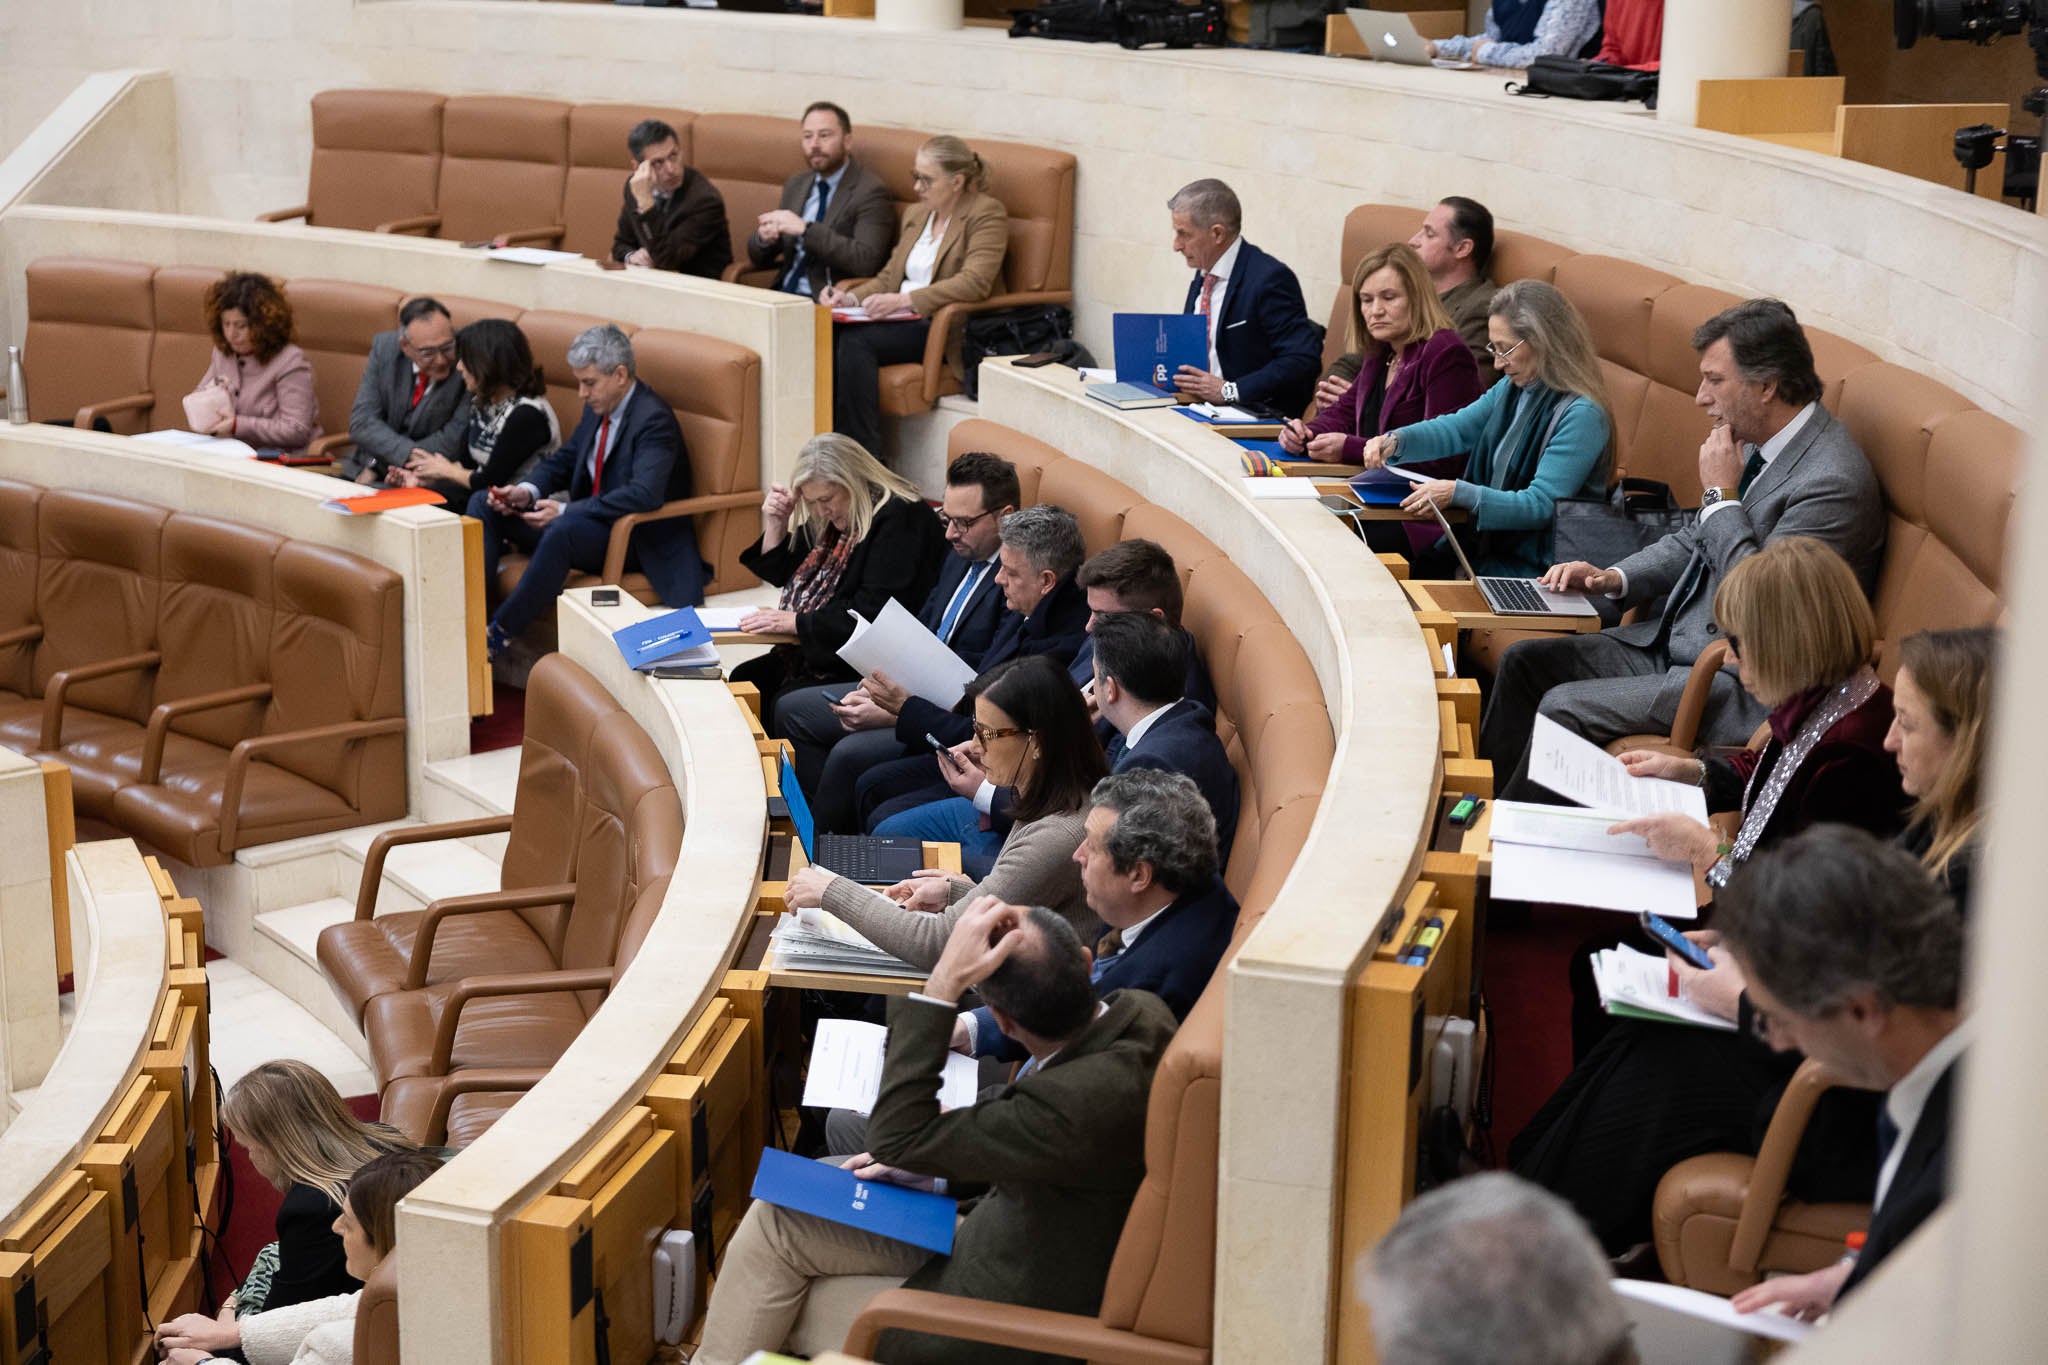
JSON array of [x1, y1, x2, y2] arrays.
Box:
[[1527, 714, 1709, 821], [802, 1018, 981, 1116], [836, 598, 977, 708]]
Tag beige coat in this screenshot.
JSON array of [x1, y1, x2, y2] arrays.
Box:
[[852, 189, 1010, 317]]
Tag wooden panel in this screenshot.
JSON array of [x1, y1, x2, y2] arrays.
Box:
[[1695, 76, 1845, 136], [39, 760, 74, 979], [556, 1109, 657, 1203], [668, 999, 733, 1077], [79, 1143, 145, 1365], [3, 1172, 90, 1254], [463, 514, 492, 718], [29, 1189, 113, 1326], [586, 1129, 679, 1365], [510, 1195, 595, 1365], [1837, 103, 2010, 199]]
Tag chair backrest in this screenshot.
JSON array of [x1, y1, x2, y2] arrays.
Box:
[[504, 654, 621, 947], [23, 257, 156, 430], [0, 479, 44, 696], [284, 278, 402, 447], [148, 265, 228, 432], [354, 1252, 401, 1365], [516, 308, 627, 441], [558, 709, 685, 1012], [851, 124, 931, 208], [305, 89, 444, 231], [436, 96, 571, 242], [33, 490, 169, 721], [969, 137, 1077, 295], [155, 513, 281, 749], [629, 327, 763, 595], [691, 113, 806, 273], [1035, 459, 1139, 554], [562, 103, 697, 261]]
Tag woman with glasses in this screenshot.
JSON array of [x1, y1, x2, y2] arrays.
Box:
[[1509, 537, 1909, 1258], [818, 136, 1009, 460], [1279, 243, 1481, 463], [1357, 279, 1612, 579], [733, 432, 947, 718], [781, 654, 1106, 969], [390, 319, 560, 512]]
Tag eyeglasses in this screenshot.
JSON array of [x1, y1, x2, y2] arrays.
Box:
[[1724, 634, 1741, 657], [971, 721, 1026, 746], [1483, 338, 1526, 360], [911, 173, 935, 189], [942, 509, 994, 533], [406, 340, 458, 360]]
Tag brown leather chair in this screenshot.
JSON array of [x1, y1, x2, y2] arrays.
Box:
[[353, 1251, 401, 1365], [261, 89, 445, 232], [561, 103, 696, 261], [1652, 1058, 1870, 1295], [875, 139, 1077, 418], [1037, 458, 1140, 554], [23, 257, 157, 432], [403, 96, 571, 245], [148, 266, 229, 434], [0, 480, 41, 721], [691, 113, 805, 282], [284, 278, 402, 464]]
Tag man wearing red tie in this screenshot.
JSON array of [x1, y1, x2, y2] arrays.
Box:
[[472, 324, 703, 655], [1166, 178, 1324, 417]]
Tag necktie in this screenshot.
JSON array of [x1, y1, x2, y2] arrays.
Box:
[[1737, 448, 1766, 497], [936, 561, 989, 643], [1196, 272, 1219, 316], [781, 176, 832, 294], [1876, 1106, 1900, 1172], [408, 371, 428, 411], [1105, 733, 1127, 768], [589, 413, 612, 496]]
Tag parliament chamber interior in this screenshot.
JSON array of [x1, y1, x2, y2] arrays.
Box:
[[0, 0, 2043, 1361]]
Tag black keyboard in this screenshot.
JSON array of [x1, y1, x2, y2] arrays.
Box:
[[1480, 577, 1553, 614], [813, 833, 923, 885]]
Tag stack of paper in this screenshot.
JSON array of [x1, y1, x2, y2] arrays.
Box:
[[1590, 944, 1735, 1030], [837, 599, 975, 707], [802, 1018, 980, 1115], [1487, 715, 1708, 920], [769, 909, 922, 978]]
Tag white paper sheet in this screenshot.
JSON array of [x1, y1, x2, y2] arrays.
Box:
[[1491, 841, 1699, 919], [694, 605, 753, 631], [133, 429, 259, 458], [1592, 946, 1734, 1029], [1527, 714, 1709, 821], [802, 1018, 982, 1116], [1076, 367, 1115, 383], [1241, 477, 1323, 500], [480, 246, 582, 265], [836, 597, 976, 708], [1613, 1280, 1814, 1346], [1492, 800, 1660, 859]]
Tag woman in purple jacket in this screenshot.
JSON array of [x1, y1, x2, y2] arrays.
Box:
[[1279, 242, 1481, 463], [192, 271, 322, 455]]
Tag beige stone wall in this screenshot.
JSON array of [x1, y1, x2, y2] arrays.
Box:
[[2, 1, 2044, 422]]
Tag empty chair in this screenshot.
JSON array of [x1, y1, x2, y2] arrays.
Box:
[[260, 89, 446, 232]]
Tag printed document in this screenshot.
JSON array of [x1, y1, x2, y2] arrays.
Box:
[[837, 598, 976, 707], [1527, 715, 1709, 821], [693, 605, 753, 631], [802, 1018, 982, 1116]]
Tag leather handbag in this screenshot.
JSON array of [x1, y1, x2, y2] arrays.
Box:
[[1552, 476, 1692, 569]]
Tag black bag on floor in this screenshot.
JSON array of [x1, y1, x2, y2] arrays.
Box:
[[959, 305, 1093, 400], [1507, 56, 1659, 106]]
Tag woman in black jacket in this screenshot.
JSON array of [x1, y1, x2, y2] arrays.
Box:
[[735, 432, 947, 723]]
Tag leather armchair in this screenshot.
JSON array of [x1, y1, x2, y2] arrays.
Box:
[[1604, 638, 1732, 760], [845, 1290, 1207, 1365]]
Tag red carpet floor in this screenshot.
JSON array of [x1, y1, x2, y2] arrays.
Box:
[[470, 681, 526, 753], [207, 1094, 383, 1306], [1480, 903, 1616, 1159]]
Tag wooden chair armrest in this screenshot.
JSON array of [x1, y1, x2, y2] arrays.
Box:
[[257, 204, 311, 224], [845, 1289, 1206, 1365], [140, 682, 272, 783], [74, 391, 155, 431], [427, 968, 615, 1074], [0, 625, 42, 649], [600, 490, 766, 582], [494, 224, 567, 248], [920, 291, 1073, 403], [403, 884, 580, 990], [1666, 639, 1734, 752], [353, 815, 519, 920], [374, 214, 442, 236], [1729, 1057, 1849, 1272], [41, 651, 161, 749], [305, 431, 356, 461], [218, 716, 406, 852], [424, 1068, 548, 1144]]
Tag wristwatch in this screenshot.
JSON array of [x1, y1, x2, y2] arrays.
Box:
[[1700, 485, 1739, 507], [1220, 381, 1240, 405]]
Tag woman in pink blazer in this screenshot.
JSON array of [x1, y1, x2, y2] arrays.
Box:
[[1279, 242, 1481, 463], [192, 271, 322, 455]]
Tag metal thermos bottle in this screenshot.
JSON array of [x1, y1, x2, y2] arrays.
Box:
[[4, 347, 25, 425]]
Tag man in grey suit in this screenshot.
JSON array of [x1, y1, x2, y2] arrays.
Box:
[[341, 297, 471, 485], [745, 101, 896, 297], [692, 897, 1176, 1365], [1481, 298, 1886, 801]]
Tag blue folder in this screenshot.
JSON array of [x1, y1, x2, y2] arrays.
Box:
[[1229, 437, 1304, 463], [1111, 312, 1207, 393], [1349, 466, 1420, 507], [750, 1147, 958, 1255], [611, 607, 711, 670]]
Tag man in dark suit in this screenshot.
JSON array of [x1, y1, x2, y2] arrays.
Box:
[[693, 898, 1177, 1365], [745, 101, 897, 297], [1166, 178, 1324, 417], [1091, 611, 1240, 860], [1717, 828, 1965, 1320], [780, 451, 1020, 829], [611, 118, 732, 278], [341, 296, 471, 484], [1069, 539, 1216, 719], [1482, 298, 1886, 801], [469, 324, 703, 652]]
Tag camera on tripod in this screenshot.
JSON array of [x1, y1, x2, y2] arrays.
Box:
[[1894, 0, 2048, 207]]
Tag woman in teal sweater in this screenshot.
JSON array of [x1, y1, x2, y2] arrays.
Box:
[[1362, 279, 1614, 579]]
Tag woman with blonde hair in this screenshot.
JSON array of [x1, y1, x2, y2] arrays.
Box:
[[1362, 278, 1614, 578], [1888, 625, 1995, 905], [1280, 242, 1481, 463], [154, 1062, 415, 1359], [819, 135, 1009, 458], [735, 432, 948, 718]]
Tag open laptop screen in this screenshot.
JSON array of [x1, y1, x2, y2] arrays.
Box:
[[779, 753, 817, 862]]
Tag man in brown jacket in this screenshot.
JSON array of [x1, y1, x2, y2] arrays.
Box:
[[693, 897, 1177, 1365], [747, 101, 897, 296], [611, 117, 732, 278]]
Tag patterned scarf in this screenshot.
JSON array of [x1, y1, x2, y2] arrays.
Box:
[[780, 521, 856, 616]]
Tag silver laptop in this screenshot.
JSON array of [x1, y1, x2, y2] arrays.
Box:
[[1346, 9, 1436, 65], [1422, 498, 1602, 617]]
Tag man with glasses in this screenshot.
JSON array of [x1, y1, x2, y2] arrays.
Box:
[[777, 452, 1021, 831], [341, 296, 471, 485], [613, 117, 732, 278]]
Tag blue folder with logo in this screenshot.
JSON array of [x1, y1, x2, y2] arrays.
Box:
[[1086, 313, 1208, 409], [750, 1147, 959, 1254], [611, 607, 714, 671]]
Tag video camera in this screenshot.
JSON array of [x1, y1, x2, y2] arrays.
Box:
[[1894, 0, 2048, 206]]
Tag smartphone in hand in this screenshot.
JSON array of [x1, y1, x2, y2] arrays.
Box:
[[1640, 912, 1714, 970]]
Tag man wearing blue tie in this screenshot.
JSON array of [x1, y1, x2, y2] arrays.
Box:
[[746, 102, 896, 297], [777, 452, 1019, 830]]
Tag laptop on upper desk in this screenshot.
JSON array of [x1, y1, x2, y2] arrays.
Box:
[[1345, 9, 1483, 68], [778, 754, 925, 885], [1419, 495, 1602, 617], [1085, 314, 1209, 410]]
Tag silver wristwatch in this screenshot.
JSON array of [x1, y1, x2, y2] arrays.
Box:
[[1220, 381, 1240, 405], [1700, 485, 1738, 508]]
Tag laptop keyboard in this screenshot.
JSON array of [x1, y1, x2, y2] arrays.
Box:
[[813, 833, 918, 884], [1480, 577, 1554, 614]]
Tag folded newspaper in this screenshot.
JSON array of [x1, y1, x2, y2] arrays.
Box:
[[769, 909, 922, 978], [1590, 945, 1735, 1031]]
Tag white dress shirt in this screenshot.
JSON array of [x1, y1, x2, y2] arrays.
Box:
[[1120, 701, 1176, 755], [1873, 1021, 1969, 1212], [1200, 235, 1243, 376], [903, 214, 945, 291]]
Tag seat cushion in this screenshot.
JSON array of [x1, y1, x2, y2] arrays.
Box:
[[110, 757, 362, 867], [317, 909, 557, 1024], [444, 1091, 524, 1148], [38, 708, 156, 818], [379, 1076, 523, 1148], [363, 982, 590, 1086], [878, 362, 960, 418]]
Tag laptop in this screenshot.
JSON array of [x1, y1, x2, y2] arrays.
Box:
[[1420, 497, 1602, 617], [1345, 9, 1482, 68], [778, 754, 925, 885]]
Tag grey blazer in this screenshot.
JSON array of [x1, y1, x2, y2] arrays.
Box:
[[342, 330, 471, 479], [1610, 405, 1886, 664], [744, 157, 897, 293]]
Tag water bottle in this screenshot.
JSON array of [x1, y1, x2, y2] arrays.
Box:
[[4, 347, 25, 425]]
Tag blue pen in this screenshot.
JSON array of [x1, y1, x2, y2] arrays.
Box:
[[636, 628, 695, 652]]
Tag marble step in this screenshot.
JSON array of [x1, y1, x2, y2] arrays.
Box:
[[253, 896, 354, 971], [421, 747, 523, 861], [334, 826, 503, 916]]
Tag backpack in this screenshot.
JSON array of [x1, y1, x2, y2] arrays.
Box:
[[1506, 56, 1660, 107]]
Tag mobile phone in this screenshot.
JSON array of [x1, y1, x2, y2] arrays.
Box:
[[926, 732, 960, 768], [1014, 352, 1063, 368], [1639, 912, 1714, 970], [591, 587, 621, 607]]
